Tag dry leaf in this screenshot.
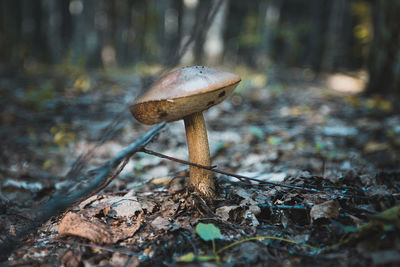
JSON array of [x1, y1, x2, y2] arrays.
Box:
[[58, 212, 112, 244], [58, 211, 142, 244], [151, 216, 181, 231], [110, 252, 140, 267], [310, 200, 339, 221], [106, 196, 155, 218], [216, 205, 241, 221], [61, 250, 82, 267]]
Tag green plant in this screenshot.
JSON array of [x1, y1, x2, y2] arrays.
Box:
[[177, 223, 319, 264]]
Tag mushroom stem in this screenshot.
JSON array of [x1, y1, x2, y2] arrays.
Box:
[[184, 111, 215, 198]]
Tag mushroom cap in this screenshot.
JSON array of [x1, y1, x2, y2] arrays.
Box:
[[130, 66, 241, 124]]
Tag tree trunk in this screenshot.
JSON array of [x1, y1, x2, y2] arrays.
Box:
[[305, 0, 327, 72], [321, 0, 347, 72], [366, 0, 400, 97], [260, 0, 281, 67], [202, 0, 228, 65], [164, 0, 183, 66], [179, 0, 198, 64]]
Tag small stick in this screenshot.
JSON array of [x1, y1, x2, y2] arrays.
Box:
[[140, 148, 326, 194], [75, 157, 130, 205], [261, 204, 308, 210]]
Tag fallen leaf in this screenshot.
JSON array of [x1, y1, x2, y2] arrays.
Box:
[[61, 250, 82, 267], [235, 188, 254, 200], [310, 200, 339, 221], [151, 216, 180, 231], [110, 252, 139, 267], [106, 196, 155, 218], [259, 172, 286, 183], [364, 142, 389, 153], [243, 209, 260, 227], [58, 212, 113, 244], [150, 176, 173, 185], [216, 205, 241, 221], [58, 211, 142, 244]]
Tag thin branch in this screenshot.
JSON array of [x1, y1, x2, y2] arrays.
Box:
[[140, 148, 327, 194], [260, 204, 308, 210], [75, 157, 130, 205]]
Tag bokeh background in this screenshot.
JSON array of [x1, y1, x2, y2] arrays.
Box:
[[1, 0, 399, 96]]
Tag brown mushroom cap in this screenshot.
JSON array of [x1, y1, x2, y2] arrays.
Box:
[[130, 66, 241, 125]]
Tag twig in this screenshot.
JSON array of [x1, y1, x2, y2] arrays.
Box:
[[140, 148, 326, 194], [260, 204, 308, 210], [75, 157, 130, 205]]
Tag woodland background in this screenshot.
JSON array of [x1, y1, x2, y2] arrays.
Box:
[[1, 0, 399, 96]]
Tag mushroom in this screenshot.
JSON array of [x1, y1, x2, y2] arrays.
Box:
[[130, 66, 241, 198]]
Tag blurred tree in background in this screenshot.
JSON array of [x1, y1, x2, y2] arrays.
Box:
[[0, 0, 398, 96], [366, 0, 400, 96]]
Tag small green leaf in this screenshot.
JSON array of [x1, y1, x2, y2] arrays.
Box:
[[267, 136, 282, 145], [42, 159, 53, 170], [196, 223, 221, 241], [176, 252, 195, 262], [176, 252, 216, 262]]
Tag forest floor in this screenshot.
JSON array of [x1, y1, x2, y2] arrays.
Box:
[[1, 64, 400, 266]]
